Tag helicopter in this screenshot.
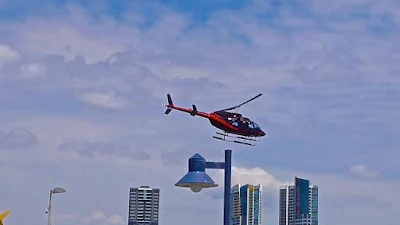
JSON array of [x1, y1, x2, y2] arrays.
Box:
[[163, 93, 266, 146]]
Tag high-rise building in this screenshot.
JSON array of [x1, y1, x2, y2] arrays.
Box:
[[128, 186, 160, 225], [230, 184, 263, 225], [279, 177, 318, 225]]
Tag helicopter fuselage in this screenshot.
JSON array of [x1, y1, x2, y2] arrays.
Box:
[[210, 111, 265, 137], [163, 93, 266, 142]]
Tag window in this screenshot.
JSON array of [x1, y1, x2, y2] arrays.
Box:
[[229, 117, 239, 127], [252, 122, 260, 129]]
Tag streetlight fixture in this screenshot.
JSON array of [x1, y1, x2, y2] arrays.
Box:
[[46, 187, 66, 225], [175, 149, 232, 225]]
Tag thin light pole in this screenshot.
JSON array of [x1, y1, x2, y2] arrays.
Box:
[[223, 149, 232, 225], [46, 187, 66, 225], [47, 190, 53, 225]]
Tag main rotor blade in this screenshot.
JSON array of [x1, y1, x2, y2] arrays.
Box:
[[219, 93, 263, 111]]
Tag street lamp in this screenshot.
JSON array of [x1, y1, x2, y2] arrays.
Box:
[[175, 149, 232, 225], [46, 187, 66, 225]]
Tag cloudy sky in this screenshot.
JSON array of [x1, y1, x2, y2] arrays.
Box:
[[0, 0, 399, 224]]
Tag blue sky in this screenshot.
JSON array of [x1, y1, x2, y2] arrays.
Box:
[[0, 0, 399, 225]]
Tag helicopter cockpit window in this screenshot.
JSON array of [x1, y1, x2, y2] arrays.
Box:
[[252, 122, 261, 130]]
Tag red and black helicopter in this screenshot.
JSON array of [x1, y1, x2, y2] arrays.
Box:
[[164, 93, 266, 146]]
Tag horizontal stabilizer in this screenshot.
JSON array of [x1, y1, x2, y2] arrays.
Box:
[[190, 104, 198, 116], [165, 108, 172, 114]]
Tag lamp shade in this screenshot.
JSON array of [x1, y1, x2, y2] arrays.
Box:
[[175, 171, 218, 192], [51, 187, 66, 194]]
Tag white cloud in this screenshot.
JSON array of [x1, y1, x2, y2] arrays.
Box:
[[350, 165, 379, 178], [92, 211, 124, 225], [78, 92, 131, 109], [20, 62, 47, 79], [215, 167, 288, 193], [0, 44, 19, 67], [54, 213, 78, 221]]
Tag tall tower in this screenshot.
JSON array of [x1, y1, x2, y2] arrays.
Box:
[[230, 184, 263, 225], [279, 177, 318, 225], [128, 186, 160, 225]]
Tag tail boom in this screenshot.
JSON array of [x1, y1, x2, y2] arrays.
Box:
[[164, 94, 209, 118], [165, 105, 209, 118]]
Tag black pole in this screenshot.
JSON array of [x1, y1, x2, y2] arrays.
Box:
[[223, 149, 232, 225]]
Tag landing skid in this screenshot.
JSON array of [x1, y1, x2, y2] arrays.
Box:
[[212, 132, 259, 146]]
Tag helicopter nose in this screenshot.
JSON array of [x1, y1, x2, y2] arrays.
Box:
[[260, 131, 266, 136]]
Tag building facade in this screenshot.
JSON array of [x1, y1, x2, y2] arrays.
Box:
[[230, 184, 263, 225], [279, 177, 318, 225], [128, 186, 160, 225]]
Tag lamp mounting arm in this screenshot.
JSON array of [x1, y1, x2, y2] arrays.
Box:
[[205, 162, 226, 170]]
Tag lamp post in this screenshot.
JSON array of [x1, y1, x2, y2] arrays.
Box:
[[175, 149, 232, 225], [46, 187, 66, 225]]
